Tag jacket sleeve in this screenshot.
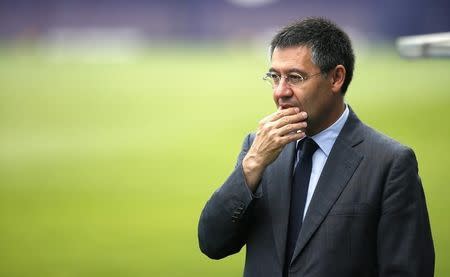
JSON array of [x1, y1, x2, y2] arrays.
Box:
[[377, 147, 435, 276], [198, 133, 262, 259]]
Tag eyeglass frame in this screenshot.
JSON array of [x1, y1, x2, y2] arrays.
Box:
[[262, 71, 323, 88]]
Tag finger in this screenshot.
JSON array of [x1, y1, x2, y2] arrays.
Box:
[[259, 113, 275, 125], [274, 111, 308, 128], [259, 109, 284, 125], [279, 131, 306, 145], [278, 121, 308, 136], [268, 107, 299, 123]]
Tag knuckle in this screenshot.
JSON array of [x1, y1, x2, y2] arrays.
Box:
[[268, 129, 277, 137], [273, 136, 281, 145], [278, 117, 288, 126], [264, 122, 273, 130]]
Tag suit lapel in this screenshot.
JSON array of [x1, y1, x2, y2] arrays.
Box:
[[266, 141, 296, 267], [290, 109, 364, 264]]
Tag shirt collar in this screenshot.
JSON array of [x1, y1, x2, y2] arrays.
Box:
[[298, 104, 349, 157]]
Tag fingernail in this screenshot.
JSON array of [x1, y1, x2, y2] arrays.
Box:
[[294, 107, 299, 113], [301, 112, 307, 117]]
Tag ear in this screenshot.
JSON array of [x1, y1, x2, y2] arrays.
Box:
[[330, 65, 346, 94]]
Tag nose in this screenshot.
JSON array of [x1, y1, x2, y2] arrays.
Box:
[[273, 78, 293, 99]]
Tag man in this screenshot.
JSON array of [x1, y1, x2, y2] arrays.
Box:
[[198, 17, 434, 277]]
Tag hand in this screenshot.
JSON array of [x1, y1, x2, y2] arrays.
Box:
[[243, 107, 307, 191]]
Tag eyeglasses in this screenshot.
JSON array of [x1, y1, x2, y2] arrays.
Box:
[[262, 71, 322, 88]]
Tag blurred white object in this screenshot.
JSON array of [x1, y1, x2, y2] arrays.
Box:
[[42, 27, 146, 63], [227, 0, 277, 8], [396, 32, 450, 58]]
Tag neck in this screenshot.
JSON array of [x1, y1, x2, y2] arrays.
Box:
[[306, 101, 345, 136]]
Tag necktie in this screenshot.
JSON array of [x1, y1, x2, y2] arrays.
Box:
[[284, 137, 319, 275]]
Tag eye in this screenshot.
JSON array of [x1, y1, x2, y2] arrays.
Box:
[[267, 73, 280, 84], [269, 73, 280, 80], [288, 74, 304, 84]]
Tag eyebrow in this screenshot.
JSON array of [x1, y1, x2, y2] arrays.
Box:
[[268, 67, 307, 75]]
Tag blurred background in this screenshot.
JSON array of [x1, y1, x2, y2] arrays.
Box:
[[0, 0, 449, 276]]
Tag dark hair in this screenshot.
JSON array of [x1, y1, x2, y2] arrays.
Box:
[[270, 17, 355, 94]]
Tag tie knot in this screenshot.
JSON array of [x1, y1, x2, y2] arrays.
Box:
[[298, 137, 319, 159]]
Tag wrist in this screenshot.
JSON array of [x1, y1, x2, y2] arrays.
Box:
[[242, 153, 265, 192], [243, 153, 263, 170]]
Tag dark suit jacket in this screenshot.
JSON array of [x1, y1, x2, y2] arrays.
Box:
[[198, 108, 434, 277]]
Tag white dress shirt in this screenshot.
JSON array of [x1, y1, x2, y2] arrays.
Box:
[[295, 105, 349, 220]]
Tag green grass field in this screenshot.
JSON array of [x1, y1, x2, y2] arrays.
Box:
[[0, 45, 449, 276]]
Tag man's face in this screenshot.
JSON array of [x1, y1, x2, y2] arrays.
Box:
[[270, 46, 334, 135]]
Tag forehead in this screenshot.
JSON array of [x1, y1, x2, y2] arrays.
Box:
[[270, 46, 317, 73]]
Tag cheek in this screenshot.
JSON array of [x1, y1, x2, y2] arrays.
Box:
[[272, 91, 279, 105], [310, 87, 333, 115], [292, 90, 308, 108], [293, 88, 319, 114]]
